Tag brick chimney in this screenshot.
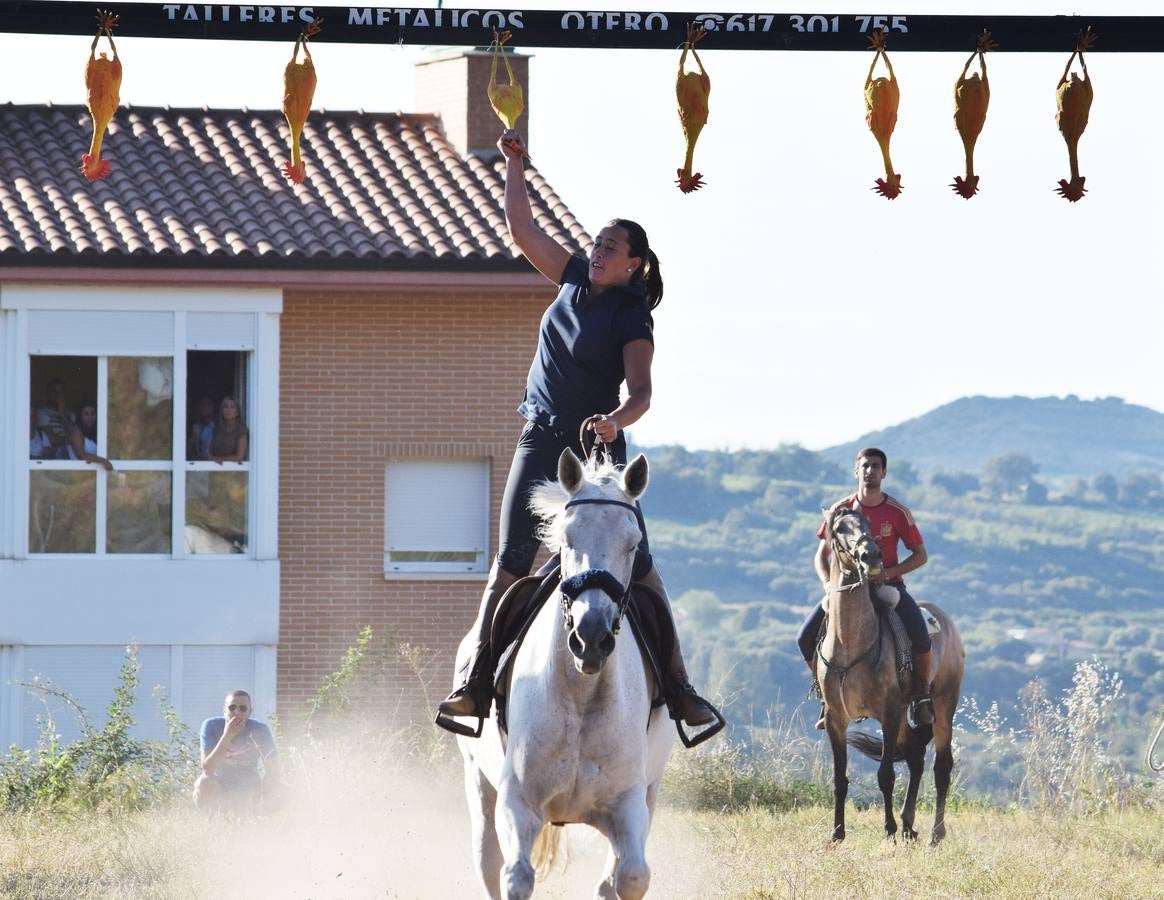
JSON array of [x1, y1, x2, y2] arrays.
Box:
[[415, 48, 530, 157]]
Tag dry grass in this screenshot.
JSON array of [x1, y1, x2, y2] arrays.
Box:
[[3, 748, 1163, 900]]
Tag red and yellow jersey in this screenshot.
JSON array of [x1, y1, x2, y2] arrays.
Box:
[[817, 493, 923, 576]]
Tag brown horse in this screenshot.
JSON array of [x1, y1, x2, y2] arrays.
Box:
[[815, 505, 965, 845]]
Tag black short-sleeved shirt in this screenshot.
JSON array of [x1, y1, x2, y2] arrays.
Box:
[[518, 255, 654, 434]]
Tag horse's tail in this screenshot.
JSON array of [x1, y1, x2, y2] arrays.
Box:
[[531, 823, 567, 880], [847, 722, 933, 762]]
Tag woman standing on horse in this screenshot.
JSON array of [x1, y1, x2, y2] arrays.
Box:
[[438, 128, 717, 732]]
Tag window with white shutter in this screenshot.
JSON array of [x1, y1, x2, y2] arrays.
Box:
[[385, 459, 489, 575]]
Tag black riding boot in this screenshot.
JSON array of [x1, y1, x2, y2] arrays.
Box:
[[810, 661, 828, 731], [910, 648, 935, 726], [437, 563, 522, 718], [635, 564, 721, 730]]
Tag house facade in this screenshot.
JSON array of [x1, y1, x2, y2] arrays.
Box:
[[0, 50, 588, 747]]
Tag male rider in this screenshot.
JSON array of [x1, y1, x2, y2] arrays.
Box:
[[796, 448, 934, 729]]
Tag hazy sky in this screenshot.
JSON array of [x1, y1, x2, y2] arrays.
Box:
[[2, 1, 1161, 450]]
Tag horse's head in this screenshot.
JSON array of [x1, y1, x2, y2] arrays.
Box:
[[826, 504, 883, 582], [532, 448, 648, 675]]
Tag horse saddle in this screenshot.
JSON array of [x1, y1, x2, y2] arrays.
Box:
[[489, 560, 666, 733]]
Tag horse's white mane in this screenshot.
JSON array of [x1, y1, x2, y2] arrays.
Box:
[[529, 456, 628, 553]]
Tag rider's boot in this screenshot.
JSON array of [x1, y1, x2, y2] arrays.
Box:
[[910, 648, 936, 726], [805, 659, 826, 730], [437, 563, 522, 718], [636, 563, 720, 729]]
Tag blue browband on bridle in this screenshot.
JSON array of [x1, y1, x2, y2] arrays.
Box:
[[558, 496, 639, 632]]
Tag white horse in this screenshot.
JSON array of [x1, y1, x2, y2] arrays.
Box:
[[454, 449, 675, 900]]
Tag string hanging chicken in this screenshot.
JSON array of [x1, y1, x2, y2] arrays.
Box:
[[281, 18, 322, 185], [864, 29, 902, 199], [81, 9, 122, 183], [1055, 28, 1095, 202], [675, 23, 711, 193], [951, 31, 996, 199]]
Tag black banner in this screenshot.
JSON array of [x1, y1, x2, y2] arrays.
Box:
[[0, 3, 1159, 52]]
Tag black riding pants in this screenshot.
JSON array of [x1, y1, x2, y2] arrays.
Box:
[[496, 420, 651, 579], [796, 581, 931, 663]]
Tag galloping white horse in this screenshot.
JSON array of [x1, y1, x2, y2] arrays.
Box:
[[454, 449, 675, 900]]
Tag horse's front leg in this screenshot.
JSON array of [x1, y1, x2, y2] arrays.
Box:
[[877, 710, 901, 841], [825, 718, 849, 842], [900, 734, 925, 842], [463, 759, 504, 899], [496, 777, 542, 900], [591, 786, 651, 900]]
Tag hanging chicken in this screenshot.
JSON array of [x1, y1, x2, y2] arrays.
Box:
[[951, 31, 996, 199], [81, 10, 122, 183], [488, 29, 529, 160], [864, 29, 901, 199], [675, 23, 710, 193], [281, 18, 322, 185], [1055, 28, 1095, 202]]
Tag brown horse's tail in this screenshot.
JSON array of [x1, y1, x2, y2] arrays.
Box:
[[848, 722, 933, 762]]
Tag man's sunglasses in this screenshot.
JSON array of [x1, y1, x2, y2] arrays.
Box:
[[227, 704, 249, 713]]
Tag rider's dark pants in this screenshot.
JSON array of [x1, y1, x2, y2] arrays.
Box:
[[796, 581, 931, 664], [496, 420, 651, 579]]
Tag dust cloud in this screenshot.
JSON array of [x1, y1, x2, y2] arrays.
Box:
[[168, 740, 717, 899]]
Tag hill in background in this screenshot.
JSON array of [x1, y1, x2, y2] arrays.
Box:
[[822, 395, 1164, 479]]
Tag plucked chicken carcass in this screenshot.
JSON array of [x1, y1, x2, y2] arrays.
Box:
[[1055, 28, 1095, 202], [282, 19, 322, 185], [864, 29, 901, 199], [675, 23, 710, 193], [951, 31, 996, 199], [81, 10, 122, 183], [488, 29, 528, 160]]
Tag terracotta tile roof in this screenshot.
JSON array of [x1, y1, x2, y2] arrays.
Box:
[[0, 104, 590, 271]]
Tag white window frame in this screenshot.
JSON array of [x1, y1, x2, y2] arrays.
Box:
[[2, 288, 281, 565], [384, 458, 490, 578]]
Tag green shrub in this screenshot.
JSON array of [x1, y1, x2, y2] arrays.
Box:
[[0, 643, 197, 813]]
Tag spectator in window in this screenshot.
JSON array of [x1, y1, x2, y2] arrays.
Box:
[[189, 395, 216, 460], [35, 409, 70, 460], [29, 406, 54, 459], [67, 403, 113, 471], [208, 396, 249, 463], [36, 378, 75, 436], [192, 690, 278, 813]]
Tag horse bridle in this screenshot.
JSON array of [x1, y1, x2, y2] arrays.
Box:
[[558, 496, 638, 634], [828, 509, 880, 593], [818, 508, 885, 677]]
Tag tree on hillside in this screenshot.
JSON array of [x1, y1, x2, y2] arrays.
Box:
[[930, 470, 980, 497], [891, 459, 919, 487], [982, 452, 1040, 498], [1117, 471, 1163, 508], [1092, 473, 1118, 505]]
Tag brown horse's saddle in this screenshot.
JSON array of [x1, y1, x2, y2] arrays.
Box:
[[489, 561, 666, 733]]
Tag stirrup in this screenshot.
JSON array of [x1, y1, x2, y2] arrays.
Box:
[[673, 688, 726, 749], [908, 694, 935, 728], [434, 687, 488, 738]]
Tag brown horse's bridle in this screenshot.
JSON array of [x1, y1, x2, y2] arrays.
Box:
[[828, 508, 880, 592], [818, 508, 885, 677]]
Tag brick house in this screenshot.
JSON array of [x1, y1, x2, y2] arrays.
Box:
[[0, 50, 588, 747]]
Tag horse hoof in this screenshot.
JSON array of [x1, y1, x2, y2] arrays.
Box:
[[903, 827, 918, 842]]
